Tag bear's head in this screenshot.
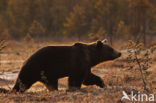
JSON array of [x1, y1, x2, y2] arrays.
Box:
[[92, 40, 121, 63], [74, 40, 121, 66]]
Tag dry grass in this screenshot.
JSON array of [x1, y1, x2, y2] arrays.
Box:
[[0, 40, 156, 103]]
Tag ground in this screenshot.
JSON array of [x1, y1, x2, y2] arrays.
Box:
[[0, 40, 156, 103]]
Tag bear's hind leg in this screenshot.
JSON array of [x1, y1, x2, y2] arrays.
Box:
[[43, 79, 58, 91], [83, 73, 105, 88], [12, 78, 35, 93]]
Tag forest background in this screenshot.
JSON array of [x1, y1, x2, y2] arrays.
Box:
[[0, 0, 156, 45]]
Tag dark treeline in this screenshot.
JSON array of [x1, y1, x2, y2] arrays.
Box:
[[0, 0, 156, 44]]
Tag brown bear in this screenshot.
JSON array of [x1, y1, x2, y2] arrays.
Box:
[[12, 40, 121, 92]]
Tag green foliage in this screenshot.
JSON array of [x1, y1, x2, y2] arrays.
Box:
[[63, 5, 88, 39], [28, 20, 45, 37], [88, 27, 106, 40], [0, 29, 11, 40], [126, 40, 156, 91], [150, 45, 156, 53], [115, 21, 130, 38], [0, 0, 155, 40], [24, 33, 34, 43]]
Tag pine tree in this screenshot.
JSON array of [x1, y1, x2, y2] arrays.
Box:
[[63, 5, 88, 40], [28, 20, 45, 37]]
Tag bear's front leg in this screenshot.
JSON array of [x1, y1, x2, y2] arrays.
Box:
[[68, 74, 85, 91], [83, 73, 105, 88]]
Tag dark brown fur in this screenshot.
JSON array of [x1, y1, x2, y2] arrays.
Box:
[[12, 40, 121, 92]]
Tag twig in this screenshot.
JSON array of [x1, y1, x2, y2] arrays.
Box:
[[134, 51, 147, 91]]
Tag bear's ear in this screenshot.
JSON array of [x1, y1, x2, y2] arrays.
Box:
[[97, 40, 103, 48], [102, 39, 108, 44]]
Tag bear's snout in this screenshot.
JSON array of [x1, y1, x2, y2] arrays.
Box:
[[113, 50, 121, 58], [118, 52, 121, 57]]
